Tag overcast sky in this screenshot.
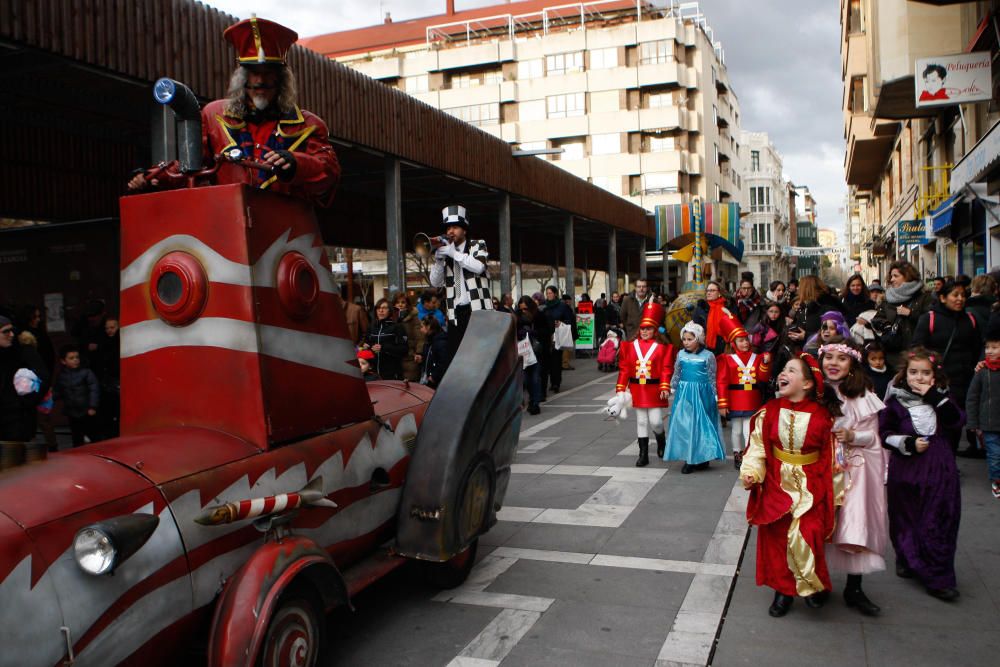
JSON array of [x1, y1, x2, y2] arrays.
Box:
[[205, 0, 845, 239]]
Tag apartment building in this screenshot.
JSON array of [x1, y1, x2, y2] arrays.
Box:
[[841, 0, 1000, 282], [302, 0, 742, 219], [738, 131, 794, 287]]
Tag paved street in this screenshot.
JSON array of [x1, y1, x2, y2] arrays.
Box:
[[326, 363, 1000, 667]]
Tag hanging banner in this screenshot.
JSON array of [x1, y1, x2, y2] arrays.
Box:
[[915, 52, 992, 108], [897, 219, 931, 246], [781, 246, 827, 258]]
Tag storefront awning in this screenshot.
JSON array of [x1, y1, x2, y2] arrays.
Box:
[[951, 120, 1000, 195], [930, 193, 962, 234]]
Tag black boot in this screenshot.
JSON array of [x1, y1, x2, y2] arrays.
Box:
[[655, 431, 666, 459], [844, 575, 880, 616], [768, 592, 794, 617], [804, 590, 829, 609], [636, 438, 650, 467]]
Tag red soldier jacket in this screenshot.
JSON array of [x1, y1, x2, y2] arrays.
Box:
[[716, 350, 771, 413], [615, 338, 675, 408], [202, 100, 341, 207]]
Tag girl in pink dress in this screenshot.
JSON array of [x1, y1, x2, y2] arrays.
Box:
[[819, 337, 888, 616]]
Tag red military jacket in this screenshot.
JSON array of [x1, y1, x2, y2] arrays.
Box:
[[716, 350, 771, 413], [615, 338, 675, 408], [201, 100, 341, 207]]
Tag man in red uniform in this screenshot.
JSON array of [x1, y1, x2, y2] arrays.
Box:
[[716, 315, 770, 468], [613, 302, 675, 467], [128, 16, 340, 207]]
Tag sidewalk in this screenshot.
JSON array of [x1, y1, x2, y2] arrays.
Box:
[[711, 456, 1000, 667]]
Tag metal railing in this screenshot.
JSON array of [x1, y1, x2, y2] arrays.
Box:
[[914, 164, 953, 219]]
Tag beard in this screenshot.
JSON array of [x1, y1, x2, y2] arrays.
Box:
[[251, 94, 271, 111]]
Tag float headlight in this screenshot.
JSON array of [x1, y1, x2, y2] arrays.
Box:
[[74, 527, 117, 576]]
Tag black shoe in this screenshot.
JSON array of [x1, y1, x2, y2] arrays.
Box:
[[636, 438, 650, 468], [768, 592, 794, 617], [697, 461, 710, 470], [926, 587, 960, 601], [528, 404, 540, 415], [655, 432, 666, 459], [804, 591, 829, 609], [539, 394, 547, 403], [956, 446, 986, 459], [895, 562, 914, 579], [551, 386, 560, 393], [844, 588, 880, 616], [681, 463, 694, 474]]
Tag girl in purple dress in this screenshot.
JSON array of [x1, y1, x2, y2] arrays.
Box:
[[879, 346, 964, 601]]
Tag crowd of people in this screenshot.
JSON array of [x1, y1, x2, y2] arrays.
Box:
[[601, 262, 1000, 619], [0, 301, 120, 450]]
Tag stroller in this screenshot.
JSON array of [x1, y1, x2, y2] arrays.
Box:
[[597, 329, 621, 372]]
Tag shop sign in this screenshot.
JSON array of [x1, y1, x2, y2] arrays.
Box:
[[951, 120, 1000, 194], [575, 313, 594, 350], [897, 219, 930, 246], [915, 52, 992, 108]]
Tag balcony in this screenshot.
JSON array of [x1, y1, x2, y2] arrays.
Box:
[[638, 106, 684, 132], [915, 164, 953, 218], [637, 60, 684, 88], [353, 57, 400, 80], [589, 110, 640, 134], [438, 85, 500, 108]]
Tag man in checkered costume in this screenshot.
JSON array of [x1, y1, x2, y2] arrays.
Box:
[[429, 204, 494, 357]]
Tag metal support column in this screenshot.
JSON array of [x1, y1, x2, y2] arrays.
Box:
[[662, 248, 669, 294], [608, 228, 618, 295], [499, 194, 512, 299], [639, 236, 647, 280], [385, 157, 404, 294], [564, 216, 575, 301]]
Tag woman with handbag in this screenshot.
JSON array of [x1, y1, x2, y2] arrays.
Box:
[[872, 261, 935, 369], [517, 296, 548, 414]]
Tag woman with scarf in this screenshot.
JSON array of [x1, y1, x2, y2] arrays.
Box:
[[840, 274, 876, 327], [392, 292, 423, 382], [693, 281, 737, 356], [872, 261, 936, 369], [735, 277, 764, 329]]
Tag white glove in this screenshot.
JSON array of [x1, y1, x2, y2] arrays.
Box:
[[434, 245, 449, 261]]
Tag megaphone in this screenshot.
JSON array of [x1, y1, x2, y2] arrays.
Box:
[[414, 232, 447, 259]]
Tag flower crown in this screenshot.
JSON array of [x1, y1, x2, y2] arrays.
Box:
[[819, 343, 862, 362]]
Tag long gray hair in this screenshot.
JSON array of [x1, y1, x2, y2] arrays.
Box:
[[223, 65, 299, 118]]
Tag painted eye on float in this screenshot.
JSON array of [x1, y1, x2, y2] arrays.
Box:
[[276, 251, 319, 319], [149, 251, 208, 326]]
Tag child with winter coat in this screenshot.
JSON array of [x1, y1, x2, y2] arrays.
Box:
[[863, 341, 895, 400], [966, 320, 1000, 499], [53, 344, 99, 446]]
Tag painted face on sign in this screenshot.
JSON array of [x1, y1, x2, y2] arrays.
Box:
[[924, 70, 944, 95]]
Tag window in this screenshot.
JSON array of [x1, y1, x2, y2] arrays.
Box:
[[443, 103, 500, 127], [648, 92, 672, 108], [517, 59, 544, 80], [590, 47, 619, 70], [547, 93, 585, 118], [714, 143, 720, 166], [591, 133, 620, 155], [519, 100, 546, 122], [404, 74, 428, 94], [850, 76, 867, 113], [451, 69, 502, 88], [590, 90, 620, 113], [848, 0, 864, 34], [751, 150, 760, 172], [713, 104, 718, 125], [545, 51, 584, 75], [751, 222, 773, 253], [750, 186, 772, 213], [715, 184, 721, 201], [642, 172, 678, 194], [639, 40, 674, 65], [648, 135, 675, 152]]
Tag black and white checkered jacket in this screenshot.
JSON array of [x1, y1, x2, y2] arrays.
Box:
[[429, 239, 493, 324]]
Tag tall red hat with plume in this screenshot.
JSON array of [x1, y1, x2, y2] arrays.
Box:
[[639, 301, 665, 329], [224, 16, 298, 66], [717, 312, 749, 344]]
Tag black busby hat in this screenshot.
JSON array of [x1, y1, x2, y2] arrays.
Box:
[[442, 204, 468, 230]]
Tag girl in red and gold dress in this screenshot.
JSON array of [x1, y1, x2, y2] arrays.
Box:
[[613, 302, 675, 467], [739, 354, 841, 617]]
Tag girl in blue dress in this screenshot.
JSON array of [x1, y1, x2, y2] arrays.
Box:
[[664, 321, 727, 473]]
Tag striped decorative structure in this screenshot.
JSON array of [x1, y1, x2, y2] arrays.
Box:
[[655, 202, 742, 251]]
